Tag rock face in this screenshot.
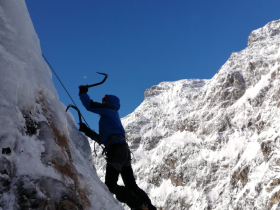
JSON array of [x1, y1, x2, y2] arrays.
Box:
[[91, 20, 280, 210], [0, 1, 123, 210]]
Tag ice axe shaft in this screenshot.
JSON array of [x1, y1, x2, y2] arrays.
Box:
[[87, 72, 108, 88], [66, 104, 82, 125]]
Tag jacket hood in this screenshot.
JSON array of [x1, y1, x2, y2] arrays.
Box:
[[106, 95, 121, 110]]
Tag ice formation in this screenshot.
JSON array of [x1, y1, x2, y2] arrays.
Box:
[[0, 0, 123, 209]]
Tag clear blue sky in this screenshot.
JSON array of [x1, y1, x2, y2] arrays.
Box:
[[25, 0, 280, 131]]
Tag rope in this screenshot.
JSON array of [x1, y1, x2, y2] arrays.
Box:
[[42, 54, 90, 128]]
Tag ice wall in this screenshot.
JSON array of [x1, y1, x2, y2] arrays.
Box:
[[0, 0, 123, 209]]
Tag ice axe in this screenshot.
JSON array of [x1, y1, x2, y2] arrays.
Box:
[[66, 104, 83, 124], [66, 104, 102, 155], [65, 104, 91, 132], [80, 72, 108, 90]]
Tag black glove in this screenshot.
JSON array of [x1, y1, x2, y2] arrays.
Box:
[[79, 123, 101, 144], [79, 85, 88, 95], [79, 123, 90, 134]]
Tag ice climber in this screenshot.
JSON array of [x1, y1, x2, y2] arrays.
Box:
[[78, 86, 157, 210]]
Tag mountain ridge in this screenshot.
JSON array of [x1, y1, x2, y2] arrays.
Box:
[[91, 19, 280, 210]]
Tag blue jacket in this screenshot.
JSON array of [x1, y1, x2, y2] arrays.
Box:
[[79, 93, 126, 146]]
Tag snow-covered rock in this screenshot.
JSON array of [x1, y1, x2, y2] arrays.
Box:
[[91, 20, 280, 210], [0, 1, 123, 209]]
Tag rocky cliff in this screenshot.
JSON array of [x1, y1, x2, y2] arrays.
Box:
[[92, 20, 280, 210]]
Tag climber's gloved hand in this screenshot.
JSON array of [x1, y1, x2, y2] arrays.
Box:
[[79, 123, 100, 144], [79, 123, 90, 133], [79, 85, 88, 95]]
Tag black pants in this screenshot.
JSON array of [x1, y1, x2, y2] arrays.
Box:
[[105, 144, 153, 209]]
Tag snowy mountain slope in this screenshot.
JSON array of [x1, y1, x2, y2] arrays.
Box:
[[0, 1, 123, 209], [123, 79, 208, 151], [91, 20, 280, 210]]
